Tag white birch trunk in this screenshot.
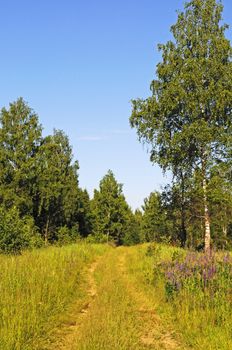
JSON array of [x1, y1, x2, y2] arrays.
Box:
[[202, 175, 211, 252]]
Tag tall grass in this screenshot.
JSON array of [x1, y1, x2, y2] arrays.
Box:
[[76, 249, 142, 350], [0, 243, 107, 350], [75, 247, 184, 350], [139, 244, 232, 350]]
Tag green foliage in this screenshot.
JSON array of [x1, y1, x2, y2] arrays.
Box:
[[0, 99, 93, 251], [131, 0, 232, 171], [0, 206, 30, 254], [0, 98, 42, 215], [91, 170, 136, 245], [34, 129, 80, 242], [22, 216, 44, 249], [86, 233, 109, 244], [0, 207, 44, 253], [56, 226, 73, 245], [142, 191, 169, 243], [56, 225, 80, 245], [130, 0, 232, 249], [157, 163, 232, 249], [208, 163, 232, 248], [76, 189, 94, 237]]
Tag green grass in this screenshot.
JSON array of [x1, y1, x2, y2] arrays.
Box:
[[1, 243, 230, 350], [0, 243, 108, 350], [73, 247, 186, 350], [129, 244, 232, 350]]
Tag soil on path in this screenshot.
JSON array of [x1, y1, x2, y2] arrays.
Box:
[[47, 259, 99, 350], [48, 247, 188, 350]]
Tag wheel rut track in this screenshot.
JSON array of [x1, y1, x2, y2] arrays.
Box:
[[48, 248, 188, 350], [49, 259, 99, 350]]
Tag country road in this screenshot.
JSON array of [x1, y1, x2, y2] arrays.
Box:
[[49, 247, 187, 350]]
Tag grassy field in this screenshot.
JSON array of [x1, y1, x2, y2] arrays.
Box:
[[70, 247, 185, 350], [126, 244, 232, 350], [0, 243, 231, 349], [0, 243, 108, 350]]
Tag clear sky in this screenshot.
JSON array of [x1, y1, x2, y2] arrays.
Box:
[[0, 0, 231, 209]]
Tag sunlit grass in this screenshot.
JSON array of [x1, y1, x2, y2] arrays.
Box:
[[75, 247, 186, 350], [130, 244, 232, 350], [0, 243, 107, 350], [1, 243, 230, 350]]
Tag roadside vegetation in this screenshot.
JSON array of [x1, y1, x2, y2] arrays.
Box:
[[0, 243, 108, 350], [128, 244, 232, 349]]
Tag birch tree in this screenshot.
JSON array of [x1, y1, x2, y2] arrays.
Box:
[[130, 0, 232, 252]]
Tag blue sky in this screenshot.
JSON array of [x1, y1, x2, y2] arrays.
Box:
[[0, 0, 231, 209]]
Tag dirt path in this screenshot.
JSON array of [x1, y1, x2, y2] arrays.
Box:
[[48, 247, 188, 350], [118, 249, 181, 350], [48, 259, 100, 350]]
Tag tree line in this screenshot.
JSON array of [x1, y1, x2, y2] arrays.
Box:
[[1, 0, 231, 253], [0, 99, 140, 252], [0, 98, 231, 252]]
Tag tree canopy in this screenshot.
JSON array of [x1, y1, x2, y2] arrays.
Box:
[[130, 0, 232, 251], [91, 170, 136, 245]]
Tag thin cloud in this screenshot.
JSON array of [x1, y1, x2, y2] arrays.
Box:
[[77, 136, 108, 141], [110, 129, 131, 135]]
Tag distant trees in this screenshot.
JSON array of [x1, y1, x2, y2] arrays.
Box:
[[140, 178, 232, 249], [130, 0, 232, 251], [34, 129, 80, 243], [141, 192, 167, 243], [123, 208, 142, 246], [76, 189, 93, 237], [91, 170, 137, 245], [0, 98, 144, 253]]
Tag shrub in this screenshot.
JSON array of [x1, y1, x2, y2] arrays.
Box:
[[0, 206, 29, 254], [56, 225, 81, 245], [22, 216, 44, 249], [86, 233, 108, 244]]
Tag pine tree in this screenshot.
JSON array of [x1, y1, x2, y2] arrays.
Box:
[[92, 170, 133, 245], [142, 192, 168, 242]]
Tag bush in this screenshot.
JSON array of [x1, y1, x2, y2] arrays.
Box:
[[0, 206, 30, 254], [57, 226, 72, 245], [86, 233, 108, 244], [56, 225, 80, 245], [22, 216, 44, 249]]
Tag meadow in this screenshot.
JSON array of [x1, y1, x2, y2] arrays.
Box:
[[127, 244, 232, 350], [0, 243, 231, 350], [0, 243, 108, 350]]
